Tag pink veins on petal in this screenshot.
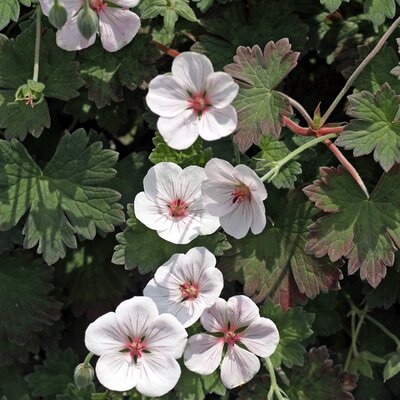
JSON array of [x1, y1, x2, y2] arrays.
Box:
[[89, 0, 107, 13], [179, 281, 199, 300], [167, 198, 189, 219], [188, 92, 211, 116], [231, 183, 251, 204]]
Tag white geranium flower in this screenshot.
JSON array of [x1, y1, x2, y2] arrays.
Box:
[[184, 295, 279, 389], [146, 52, 239, 150], [85, 297, 187, 397], [202, 158, 268, 239], [134, 162, 220, 244], [144, 247, 224, 328], [40, 0, 141, 52]]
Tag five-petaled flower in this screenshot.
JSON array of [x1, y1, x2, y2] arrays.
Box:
[[84, 297, 187, 396], [144, 247, 224, 327], [39, 0, 141, 52], [146, 52, 239, 150], [134, 162, 220, 244], [202, 158, 268, 239], [184, 295, 279, 389]]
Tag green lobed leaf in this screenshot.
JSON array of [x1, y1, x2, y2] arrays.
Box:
[[383, 353, 400, 382], [253, 135, 302, 189], [0, 0, 31, 31], [219, 190, 343, 308], [336, 84, 400, 172], [320, 0, 350, 12], [0, 252, 61, 348], [25, 348, 78, 399], [112, 205, 231, 274], [304, 165, 400, 287], [149, 133, 213, 168], [224, 39, 299, 151], [0, 129, 125, 265], [260, 301, 315, 368], [192, 0, 308, 71], [363, 0, 400, 26], [287, 346, 358, 400]]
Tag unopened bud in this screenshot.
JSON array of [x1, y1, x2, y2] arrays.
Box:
[[74, 363, 94, 389], [77, 8, 98, 39], [15, 80, 45, 108], [48, 1, 68, 29]]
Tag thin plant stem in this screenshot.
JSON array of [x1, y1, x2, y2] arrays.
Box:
[[33, 6, 41, 82], [261, 133, 338, 182], [319, 16, 400, 126], [83, 352, 94, 367], [363, 314, 400, 349], [83, 0, 90, 12], [265, 358, 288, 400], [276, 91, 314, 127], [151, 40, 180, 58], [232, 136, 241, 164], [324, 139, 370, 198]]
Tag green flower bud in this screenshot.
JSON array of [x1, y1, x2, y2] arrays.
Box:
[[77, 8, 98, 40], [74, 362, 95, 389], [48, 1, 68, 29], [15, 80, 46, 108]]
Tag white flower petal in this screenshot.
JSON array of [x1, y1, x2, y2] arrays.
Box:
[[220, 202, 252, 239], [234, 165, 268, 202], [202, 179, 237, 217], [157, 217, 202, 244], [250, 198, 267, 235], [136, 353, 181, 397], [200, 298, 229, 332], [142, 162, 182, 200], [184, 333, 224, 375], [147, 75, 189, 118], [206, 72, 239, 109], [157, 111, 199, 150], [99, 8, 140, 52], [145, 314, 188, 358], [198, 268, 224, 307], [162, 300, 203, 328], [204, 158, 237, 184], [56, 15, 96, 51], [172, 52, 214, 93], [198, 105, 237, 141], [85, 312, 126, 355], [95, 352, 138, 392], [112, 0, 140, 7], [176, 165, 206, 201], [115, 297, 159, 339], [185, 246, 217, 282], [220, 345, 260, 389], [240, 318, 280, 358], [40, 0, 81, 17], [227, 295, 260, 329]]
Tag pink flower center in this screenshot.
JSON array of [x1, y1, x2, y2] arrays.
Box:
[[126, 337, 146, 359], [188, 92, 211, 116], [89, 0, 107, 13], [167, 198, 189, 219], [179, 281, 199, 300], [231, 184, 251, 204], [224, 330, 240, 347]]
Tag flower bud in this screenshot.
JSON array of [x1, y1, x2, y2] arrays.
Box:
[[74, 363, 94, 389], [48, 1, 68, 29], [77, 8, 98, 40], [15, 80, 45, 108]]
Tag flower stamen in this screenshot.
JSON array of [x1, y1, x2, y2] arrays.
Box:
[[125, 337, 146, 361], [89, 0, 107, 13], [179, 281, 199, 300], [167, 198, 189, 219], [231, 183, 251, 204], [224, 330, 240, 347], [188, 92, 211, 116]]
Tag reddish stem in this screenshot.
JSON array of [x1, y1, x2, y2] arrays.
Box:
[[151, 41, 180, 58], [282, 116, 314, 136], [324, 139, 369, 198]]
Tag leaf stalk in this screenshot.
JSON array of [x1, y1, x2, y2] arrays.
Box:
[[33, 6, 41, 82]]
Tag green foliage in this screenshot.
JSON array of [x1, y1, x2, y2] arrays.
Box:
[[149, 133, 213, 167], [219, 190, 342, 306], [0, 0, 30, 31], [304, 165, 400, 288], [337, 84, 400, 172], [363, 0, 400, 26], [261, 301, 315, 368], [253, 135, 302, 189], [286, 346, 358, 400], [0, 23, 83, 139], [384, 353, 400, 382], [0, 129, 124, 265], [320, 0, 350, 12], [192, 0, 308, 71], [113, 205, 231, 273]]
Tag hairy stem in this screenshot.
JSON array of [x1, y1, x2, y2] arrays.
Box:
[[319, 16, 400, 126], [261, 133, 338, 182], [324, 139, 370, 198], [276, 91, 314, 127], [151, 40, 180, 58], [33, 6, 41, 82]]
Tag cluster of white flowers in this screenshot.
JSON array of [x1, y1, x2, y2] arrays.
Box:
[[80, 42, 277, 395], [40, 0, 140, 52]]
